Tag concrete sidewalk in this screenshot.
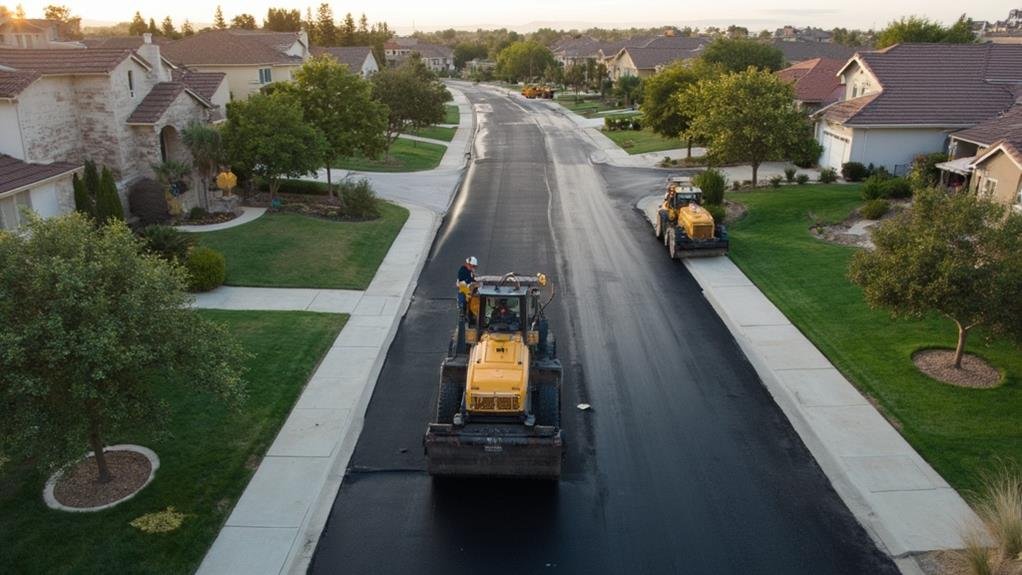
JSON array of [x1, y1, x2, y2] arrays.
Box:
[[637, 196, 978, 564], [196, 206, 439, 575], [192, 286, 363, 314]]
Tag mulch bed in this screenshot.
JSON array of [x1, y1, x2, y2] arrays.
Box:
[[245, 192, 378, 222], [52, 450, 151, 508], [913, 349, 1001, 389], [183, 211, 238, 226]]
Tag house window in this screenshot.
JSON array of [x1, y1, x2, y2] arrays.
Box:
[[258, 68, 272, 84], [128, 70, 134, 98], [980, 176, 997, 198]]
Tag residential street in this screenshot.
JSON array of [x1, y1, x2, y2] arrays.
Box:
[[309, 83, 898, 574]]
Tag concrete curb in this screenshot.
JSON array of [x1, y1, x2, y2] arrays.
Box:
[[43, 444, 160, 512], [176, 207, 266, 232], [634, 195, 978, 570]]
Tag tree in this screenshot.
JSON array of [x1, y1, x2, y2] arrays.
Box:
[[129, 11, 147, 36], [44, 4, 82, 39], [849, 188, 1022, 368], [94, 166, 125, 223], [495, 41, 556, 83], [83, 159, 100, 200], [181, 122, 223, 209], [340, 12, 356, 46], [161, 16, 176, 38], [213, 5, 227, 30], [371, 56, 451, 149], [642, 60, 720, 157], [316, 3, 336, 46], [681, 68, 805, 186], [147, 18, 159, 36], [231, 13, 257, 30], [72, 173, 93, 217], [453, 42, 488, 69], [564, 63, 587, 98], [700, 37, 785, 72], [0, 213, 245, 482], [14, 3, 25, 19], [286, 56, 387, 199], [875, 15, 976, 48], [613, 75, 642, 107], [182, 20, 194, 36], [221, 91, 328, 203], [264, 8, 302, 31]]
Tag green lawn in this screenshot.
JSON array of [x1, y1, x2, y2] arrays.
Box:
[[0, 310, 347, 574], [336, 138, 446, 172], [728, 185, 1022, 495], [407, 125, 456, 142], [444, 104, 460, 125], [556, 97, 624, 116], [602, 128, 684, 155], [197, 204, 409, 289]]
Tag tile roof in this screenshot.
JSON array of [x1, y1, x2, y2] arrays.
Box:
[[126, 81, 212, 124], [831, 43, 1022, 127], [171, 69, 226, 101], [622, 46, 701, 70], [772, 39, 856, 64], [81, 36, 170, 50], [776, 57, 844, 104], [228, 30, 304, 53], [161, 29, 304, 66], [310, 46, 374, 71], [815, 93, 878, 123], [0, 47, 144, 75], [0, 69, 41, 98], [0, 154, 80, 195], [953, 104, 1022, 146]]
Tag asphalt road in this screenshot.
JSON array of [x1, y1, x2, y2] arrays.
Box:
[[309, 84, 898, 574]]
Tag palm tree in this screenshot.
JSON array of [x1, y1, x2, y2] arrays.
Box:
[[181, 122, 223, 210]]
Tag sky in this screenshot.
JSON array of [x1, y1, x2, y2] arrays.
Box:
[[11, 0, 1020, 34]]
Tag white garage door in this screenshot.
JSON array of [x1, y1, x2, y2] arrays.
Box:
[[820, 130, 850, 171]]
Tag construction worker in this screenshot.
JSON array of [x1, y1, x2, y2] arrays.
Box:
[[456, 256, 478, 315]]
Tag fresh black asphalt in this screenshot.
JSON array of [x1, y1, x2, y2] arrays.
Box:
[[309, 84, 898, 574]]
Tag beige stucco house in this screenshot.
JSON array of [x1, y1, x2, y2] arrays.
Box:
[[813, 43, 1022, 173], [161, 29, 309, 100], [384, 38, 454, 72], [939, 105, 1022, 209], [0, 36, 228, 218]]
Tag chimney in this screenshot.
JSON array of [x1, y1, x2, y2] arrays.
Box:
[[137, 33, 169, 82], [143, 32, 152, 45]]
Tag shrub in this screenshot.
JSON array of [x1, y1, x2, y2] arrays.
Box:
[[340, 178, 381, 219], [94, 166, 125, 224], [769, 175, 783, 188], [630, 117, 642, 130], [862, 174, 887, 200], [185, 247, 226, 292], [818, 168, 837, 183], [128, 178, 170, 226], [73, 173, 94, 218], [790, 138, 824, 169], [860, 199, 890, 220], [784, 167, 797, 183], [881, 177, 912, 199], [139, 225, 195, 263], [795, 174, 810, 185], [908, 152, 946, 189], [731, 181, 741, 191], [841, 161, 868, 182], [704, 203, 727, 224], [189, 206, 209, 220], [693, 168, 727, 206]]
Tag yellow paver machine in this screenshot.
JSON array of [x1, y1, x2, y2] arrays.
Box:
[[654, 176, 729, 258], [424, 273, 562, 479]]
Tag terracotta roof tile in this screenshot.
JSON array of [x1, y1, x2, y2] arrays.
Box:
[[0, 69, 40, 98], [777, 58, 844, 104], [126, 81, 212, 124], [0, 47, 141, 75], [816, 93, 879, 123], [161, 29, 303, 67], [0, 154, 79, 195], [171, 70, 225, 101]]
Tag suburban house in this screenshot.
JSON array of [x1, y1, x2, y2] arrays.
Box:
[[0, 154, 79, 230], [161, 29, 309, 100], [384, 37, 454, 72], [774, 26, 833, 43], [310, 46, 379, 77], [606, 36, 709, 79], [977, 8, 1022, 43], [0, 37, 228, 221], [0, 18, 71, 49], [552, 36, 600, 66], [812, 43, 1022, 172], [776, 57, 844, 112], [939, 105, 1022, 209]]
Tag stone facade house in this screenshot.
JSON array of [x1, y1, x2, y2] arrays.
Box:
[[0, 37, 228, 215], [161, 29, 309, 100], [310, 46, 379, 77], [812, 43, 1022, 173]]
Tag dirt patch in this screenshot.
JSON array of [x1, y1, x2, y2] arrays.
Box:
[[184, 211, 238, 226], [913, 349, 1002, 389], [724, 199, 747, 223], [811, 199, 910, 249], [52, 450, 152, 509]]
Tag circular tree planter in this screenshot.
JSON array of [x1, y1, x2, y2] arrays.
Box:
[[913, 349, 1002, 389], [43, 445, 159, 512]]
